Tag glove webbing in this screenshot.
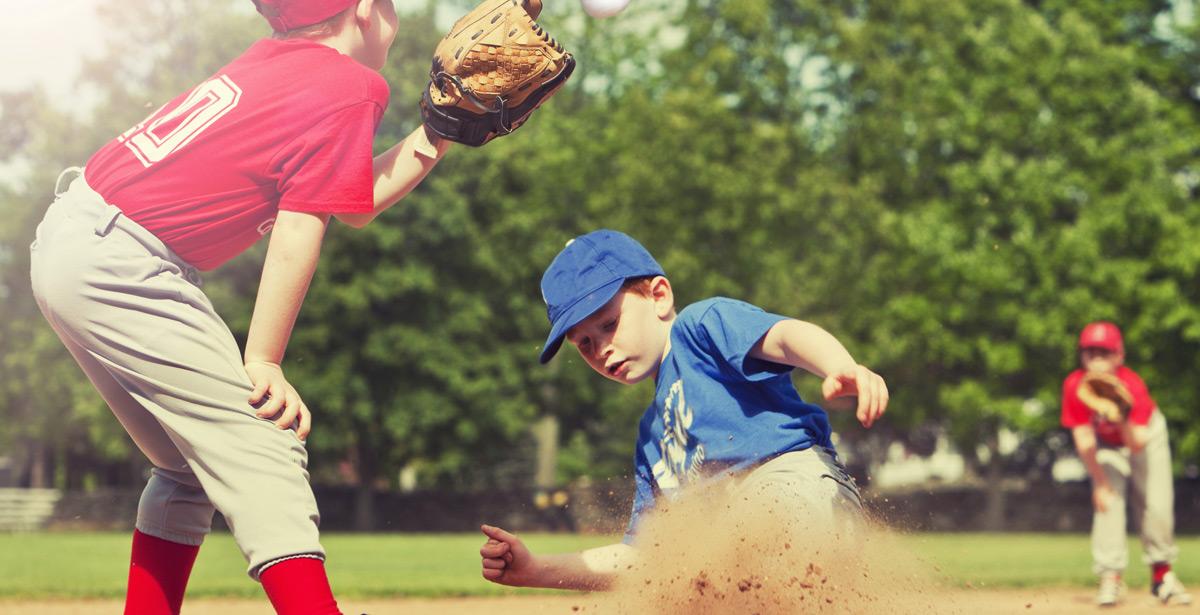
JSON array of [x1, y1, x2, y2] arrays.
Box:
[[421, 56, 576, 147]]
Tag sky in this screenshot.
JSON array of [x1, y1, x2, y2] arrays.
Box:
[[0, 0, 108, 99]]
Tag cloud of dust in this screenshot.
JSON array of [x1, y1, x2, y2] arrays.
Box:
[[575, 479, 960, 615]]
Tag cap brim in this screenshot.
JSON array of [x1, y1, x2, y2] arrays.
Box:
[[538, 277, 626, 364]]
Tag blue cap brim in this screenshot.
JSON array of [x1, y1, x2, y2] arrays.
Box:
[[538, 277, 626, 364]]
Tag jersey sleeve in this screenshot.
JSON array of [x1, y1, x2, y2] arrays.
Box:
[[1061, 372, 1091, 428], [269, 100, 385, 215], [690, 299, 791, 382], [1121, 369, 1156, 426], [622, 458, 657, 545]]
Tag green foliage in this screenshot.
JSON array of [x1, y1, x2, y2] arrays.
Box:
[[796, 0, 1200, 467]]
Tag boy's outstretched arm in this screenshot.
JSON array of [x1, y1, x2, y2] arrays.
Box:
[[479, 525, 633, 591], [334, 125, 451, 228], [750, 319, 889, 428]]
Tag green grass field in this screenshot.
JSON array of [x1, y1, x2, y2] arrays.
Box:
[[1, 531, 1197, 598]]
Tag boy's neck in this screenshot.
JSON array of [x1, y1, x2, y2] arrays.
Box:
[[311, 32, 358, 59], [296, 11, 370, 67], [651, 318, 677, 383]]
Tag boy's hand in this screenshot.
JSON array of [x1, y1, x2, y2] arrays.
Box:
[[480, 524, 535, 586], [244, 360, 312, 441], [822, 364, 889, 428]]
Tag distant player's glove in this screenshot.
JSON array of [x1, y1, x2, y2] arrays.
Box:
[[420, 0, 575, 146], [1076, 372, 1134, 422]]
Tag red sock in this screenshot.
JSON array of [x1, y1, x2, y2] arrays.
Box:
[[260, 557, 342, 615], [124, 529, 200, 615], [1153, 562, 1172, 584]]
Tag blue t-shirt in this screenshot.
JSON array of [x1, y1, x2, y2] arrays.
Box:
[[625, 297, 834, 541]]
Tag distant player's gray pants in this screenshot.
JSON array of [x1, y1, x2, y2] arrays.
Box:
[[1092, 411, 1178, 575], [29, 171, 323, 579]]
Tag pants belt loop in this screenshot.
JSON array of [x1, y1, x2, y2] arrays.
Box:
[[185, 267, 203, 287], [54, 166, 84, 197], [94, 205, 122, 237]]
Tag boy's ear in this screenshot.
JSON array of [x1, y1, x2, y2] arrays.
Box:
[[650, 276, 674, 318], [354, 0, 374, 27]]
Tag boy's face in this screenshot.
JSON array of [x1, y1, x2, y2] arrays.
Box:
[[1081, 346, 1123, 374], [565, 278, 674, 385]]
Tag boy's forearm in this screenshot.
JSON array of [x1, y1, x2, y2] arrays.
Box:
[[335, 125, 451, 228], [524, 543, 634, 591], [244, 211, 329, 364], [1071, 428, 1108, 487], [754, 319, 857, 377], [1119, 421, 1148, 452], [1080, 449, 1108, 486]]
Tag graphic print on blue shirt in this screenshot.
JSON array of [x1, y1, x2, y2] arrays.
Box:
[[651, 378, 705, 489], [625, 298, 834, 541]]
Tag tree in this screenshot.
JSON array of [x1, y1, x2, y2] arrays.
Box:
[[797, 0, 1200, 500]]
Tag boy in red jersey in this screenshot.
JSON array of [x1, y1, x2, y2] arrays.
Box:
[[1062, 322, 1191, 607], [30, 2, 464, 613]]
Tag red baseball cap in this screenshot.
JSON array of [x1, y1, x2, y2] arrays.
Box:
[[1079, 321, 1123, 352], [253, 0, 358, 32]]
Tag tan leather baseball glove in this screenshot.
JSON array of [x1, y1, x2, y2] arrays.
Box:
[[419, 0, 575, 146], [1077, 372, 1134, 422]]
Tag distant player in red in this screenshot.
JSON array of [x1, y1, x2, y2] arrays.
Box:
[[29, 1, 453, 613], [1062, 322, 1191, 607]]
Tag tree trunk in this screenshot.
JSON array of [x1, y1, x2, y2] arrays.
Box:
[[65, 447, 85, 490], [352, 439, 376, 531], [532, 414, 559, 491], [981, 437, 1006, 531], [28, 440, 49, 489]]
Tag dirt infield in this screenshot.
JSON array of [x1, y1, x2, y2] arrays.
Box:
[[0, 589, 1184, 614]]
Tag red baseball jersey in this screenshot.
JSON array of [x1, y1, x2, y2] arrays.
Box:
[[1061, 366, 1156, 446], [85, 38, 388, 270]]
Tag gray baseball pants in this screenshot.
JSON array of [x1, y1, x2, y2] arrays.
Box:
[[29, 170, 324, 578], [725, 446, 865, 542], [1092, 411, 1178, 574]]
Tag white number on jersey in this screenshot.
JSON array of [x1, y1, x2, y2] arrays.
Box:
[[119, 75, 243, 167]]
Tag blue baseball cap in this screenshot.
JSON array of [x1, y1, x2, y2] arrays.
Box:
[[539, 230, 665, 364]]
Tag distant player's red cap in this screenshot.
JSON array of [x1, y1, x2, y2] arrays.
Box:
[[1079, 321, 1123, 353], [253, 0, 358, 32]]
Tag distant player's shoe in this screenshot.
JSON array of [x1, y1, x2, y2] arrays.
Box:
[[1097, 571, 1125, 607], [1152, 571, 1193, 606]]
